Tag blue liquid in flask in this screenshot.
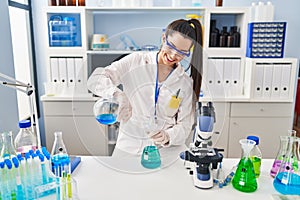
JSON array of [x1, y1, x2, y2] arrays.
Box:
[[96, 114, 117, 125], [273, 172, 300, 195]]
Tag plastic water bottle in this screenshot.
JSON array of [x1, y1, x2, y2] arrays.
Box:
[[14, 120, 37, 155], [247, 135, 262, 178]]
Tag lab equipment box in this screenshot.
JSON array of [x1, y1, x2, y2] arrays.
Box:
[[48, 13, 82, 47], [246, 22, 287, 58]]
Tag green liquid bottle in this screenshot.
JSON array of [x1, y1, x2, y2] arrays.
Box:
[[247, 136, 262, 178], [232, 139, 258, 193]]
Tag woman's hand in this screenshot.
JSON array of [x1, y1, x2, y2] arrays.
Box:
[[151, 131, 170, 145]]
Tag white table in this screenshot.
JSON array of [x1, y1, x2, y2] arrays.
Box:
[[72, 147, 280, 200]]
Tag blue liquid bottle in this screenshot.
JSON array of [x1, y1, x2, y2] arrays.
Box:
[[273, 132, 300, 195]]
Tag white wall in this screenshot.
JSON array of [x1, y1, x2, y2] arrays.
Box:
[[0, 0, 19, 134]]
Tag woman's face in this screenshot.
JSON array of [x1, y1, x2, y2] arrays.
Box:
[[159, 32, 193, 66]]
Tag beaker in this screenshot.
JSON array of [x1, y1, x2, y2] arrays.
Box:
[[93, 98, 119, 125], [232, 139, 257, 193], [273, 134, 300, 195]]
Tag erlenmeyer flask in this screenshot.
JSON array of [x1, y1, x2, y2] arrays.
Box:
[[270, 135, 290, 177], [0, 131, 17, 159], [141, 115, 164, 169], [232, 139, 257, 192], [273, 133, 300, 195]]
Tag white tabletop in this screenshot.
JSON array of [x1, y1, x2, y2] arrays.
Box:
[[72, 147, 279, 200]]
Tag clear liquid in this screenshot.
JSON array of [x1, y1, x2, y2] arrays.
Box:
[[232, 157, 257, 192], [251, 156, 261, 178], [96, 114, 117, 125], [273, 172, 300, 195]]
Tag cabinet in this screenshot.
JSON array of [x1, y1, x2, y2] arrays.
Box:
[[228, 102, 293, 158], [41, 96, 109, 156]]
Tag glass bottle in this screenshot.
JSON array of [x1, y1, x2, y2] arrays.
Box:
[[14, 120, 37, 155], [273, 134, 300, 195], [1, 131, 17, 159], [219, 26, 228, 47], [51, 131, 70, 177], [209, 20, 219, 47], [232, 139, 257, 192], [247, 135, 262, 178]]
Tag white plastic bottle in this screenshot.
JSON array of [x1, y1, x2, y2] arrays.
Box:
[[247, 135, 262, 178], [14, 120, 37, 155]]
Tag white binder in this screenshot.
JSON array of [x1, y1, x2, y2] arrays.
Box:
[[50, 57, 59, 83], [67, 58, 75, 86], [214, 58, 224, 97], [223, 59, 232, 97], [253, 64, 264, 98], [75, 57, 84, 86], [262, 63, 273, 99], [280, 64, 292, 99], [58, 58, 67, 84], [271, 64, 282, 99], [205, 58, 215, 97], [231, 59, 242, 96]]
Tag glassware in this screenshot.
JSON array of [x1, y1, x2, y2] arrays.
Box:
[[247, 135, 262, 178], [93, 97, 119, 125], [270, 135, 291, 177], [141, 145, 161, 169], [141, 116, 165, 169], [273, 132, 300, 195], [1, 131, 17, 159], [14, 120, 37, 155], [51, 131, 70, 177], [232, 139, 257, 193]]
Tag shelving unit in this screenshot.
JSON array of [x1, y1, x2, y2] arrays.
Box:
[[40, 6, 298, 158]]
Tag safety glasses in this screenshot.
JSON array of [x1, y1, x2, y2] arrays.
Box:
[[164, 37, 191, 58]]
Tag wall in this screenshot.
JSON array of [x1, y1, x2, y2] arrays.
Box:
[[0, 0, 19, 134]]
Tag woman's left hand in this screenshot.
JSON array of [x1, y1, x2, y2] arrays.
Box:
[[151, 131, 170, 145]]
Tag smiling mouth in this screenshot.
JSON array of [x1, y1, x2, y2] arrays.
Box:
[[165, 54, 175, 63]]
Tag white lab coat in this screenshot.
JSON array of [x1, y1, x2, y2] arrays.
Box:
[[88, 51, 195, 155]]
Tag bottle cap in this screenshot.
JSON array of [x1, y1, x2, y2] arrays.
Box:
[[247, 135, 259, 145], [19, 120, 31, 128]]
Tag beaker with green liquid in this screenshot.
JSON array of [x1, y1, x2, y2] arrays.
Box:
[[232, 139, 257, 193]]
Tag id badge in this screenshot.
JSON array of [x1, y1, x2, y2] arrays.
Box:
[[168, 96, 182, 109]]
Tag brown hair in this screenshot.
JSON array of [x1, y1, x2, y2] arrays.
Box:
[[165, 19, 203, 102]]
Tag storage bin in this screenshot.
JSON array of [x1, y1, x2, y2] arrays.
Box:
[[246, 22, 286, 58]]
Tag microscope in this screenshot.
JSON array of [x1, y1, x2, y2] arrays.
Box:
[[180, 102, 223, 189]]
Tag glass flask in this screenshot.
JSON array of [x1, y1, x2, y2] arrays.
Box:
[[141, 145, 161, 169], [1, 131, 17, 159], [51, 131, 70, 177], [273, 133, 300, 195], [93, 98, 119, 125], [141, 115, 165, 169], [270, 135, 290, 177], [232, 139, 257, 192], [14, 120, 37, 154]]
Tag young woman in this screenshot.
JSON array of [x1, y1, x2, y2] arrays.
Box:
[[87, 18, 203, 155]]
